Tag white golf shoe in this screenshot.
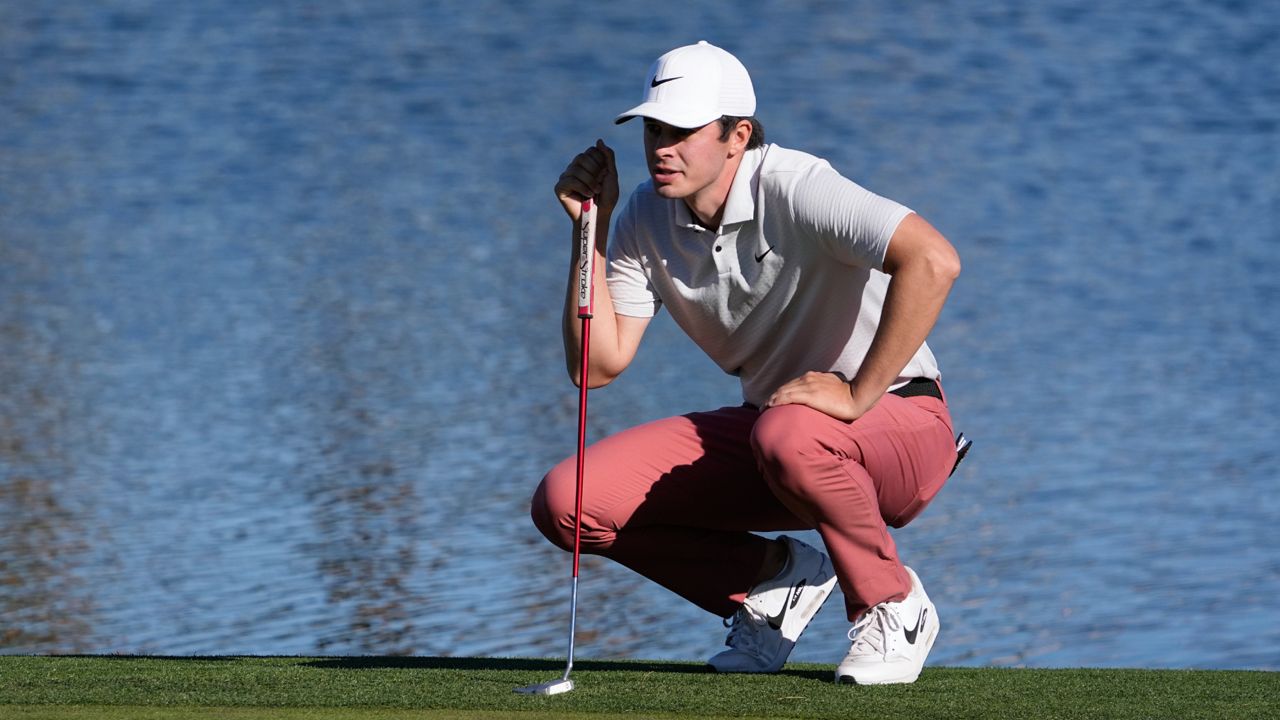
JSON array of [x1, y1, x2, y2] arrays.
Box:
[[708, 536, 837, 673], [835, 566, 939, 685]]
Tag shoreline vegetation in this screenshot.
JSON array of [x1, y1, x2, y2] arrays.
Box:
[[1, 655, 1276, 719]]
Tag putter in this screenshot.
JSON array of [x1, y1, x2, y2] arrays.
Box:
[[516, 197, 597, 696]]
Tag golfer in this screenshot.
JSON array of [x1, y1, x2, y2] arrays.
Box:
[[533, 41, 962, 685]]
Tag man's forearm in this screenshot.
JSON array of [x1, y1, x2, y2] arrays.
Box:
[[850, 259, 957, 409], [561, 214, 624, 388]]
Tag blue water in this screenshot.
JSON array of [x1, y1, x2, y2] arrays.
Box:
[[1, 1, 1277, 669]]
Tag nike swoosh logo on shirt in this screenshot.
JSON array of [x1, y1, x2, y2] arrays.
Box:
[[754, 246, 774, 263]]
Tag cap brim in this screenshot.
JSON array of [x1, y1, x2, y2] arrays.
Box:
[[614, 102, 721, 128]]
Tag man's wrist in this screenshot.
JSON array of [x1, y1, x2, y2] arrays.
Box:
[[846, 377, 885, 413]]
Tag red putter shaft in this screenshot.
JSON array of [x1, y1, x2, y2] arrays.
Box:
[[515, 195, 597, 696], [571, 197, 595, 588]]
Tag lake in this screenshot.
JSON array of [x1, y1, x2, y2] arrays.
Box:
[[1, 0, 1276, 669]]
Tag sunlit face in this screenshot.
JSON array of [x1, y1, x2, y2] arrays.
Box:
[[642, 119, 733, 203]]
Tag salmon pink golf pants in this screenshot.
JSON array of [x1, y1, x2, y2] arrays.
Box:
[[530, 390, 956, 621]]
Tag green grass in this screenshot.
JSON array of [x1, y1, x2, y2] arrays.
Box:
[[1, 656, 1276, 720]]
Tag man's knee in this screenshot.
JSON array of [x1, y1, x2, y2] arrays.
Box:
[[530, 465, 576, 552], [752, 404, 824, 458], [531, 459, 617, 553], [751, 405, 830, 492]]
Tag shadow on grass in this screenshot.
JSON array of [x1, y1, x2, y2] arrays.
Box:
[[32, 655, 715, 674], [45, 655, 247, 662], [303, 657, 711, 674], [302, 656, 831, 681], [32, 655, 829, 682]]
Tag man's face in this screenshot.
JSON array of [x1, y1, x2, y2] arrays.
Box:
[[642, 119, 731, 201]]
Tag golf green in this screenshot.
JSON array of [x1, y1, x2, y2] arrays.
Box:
[[1, 656, 1275, 719]]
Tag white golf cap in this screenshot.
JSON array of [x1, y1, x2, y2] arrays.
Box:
[[615, 41, 756, 128]]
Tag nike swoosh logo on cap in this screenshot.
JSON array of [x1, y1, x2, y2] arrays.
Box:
[[651, 76, 682, 87]]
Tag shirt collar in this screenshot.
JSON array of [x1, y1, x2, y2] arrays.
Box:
[[674, 145, 766, 232]]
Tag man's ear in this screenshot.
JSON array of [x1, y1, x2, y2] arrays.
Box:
[[729, 119, 752, 155]]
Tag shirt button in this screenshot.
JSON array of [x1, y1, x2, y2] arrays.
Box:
[[714, 246, 722, 252]]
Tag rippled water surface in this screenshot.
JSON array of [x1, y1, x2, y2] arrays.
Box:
[[2, 1, 1277, 669]]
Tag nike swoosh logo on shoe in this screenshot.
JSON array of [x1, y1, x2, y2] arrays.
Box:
[[903, 607, 928, 645], [764, 579, 807, 630]]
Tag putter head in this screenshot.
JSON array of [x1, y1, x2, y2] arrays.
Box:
[[515, 678, 574, 695]]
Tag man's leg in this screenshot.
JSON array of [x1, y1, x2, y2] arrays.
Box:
[[749, 393, 956, 620], [751, 391, 956, 684], [531, 405, 807, 616]]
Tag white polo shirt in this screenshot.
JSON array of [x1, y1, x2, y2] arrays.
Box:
[[607, 143, 940, 408]]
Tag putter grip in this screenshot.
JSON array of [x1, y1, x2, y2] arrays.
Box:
[[577, 198, 596, 319]]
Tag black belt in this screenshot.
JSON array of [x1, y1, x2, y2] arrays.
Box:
[[888, 377, 943, 401]]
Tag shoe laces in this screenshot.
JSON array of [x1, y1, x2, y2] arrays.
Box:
[[847, 602, 902, 657], [723, 604, 769, 656]]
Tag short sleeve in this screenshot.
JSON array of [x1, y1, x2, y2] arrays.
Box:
[[606, 198, 661, 318], [788, 161, 912, 271]]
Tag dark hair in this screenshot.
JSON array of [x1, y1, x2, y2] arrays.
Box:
[[717, 116, 765, 149]]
